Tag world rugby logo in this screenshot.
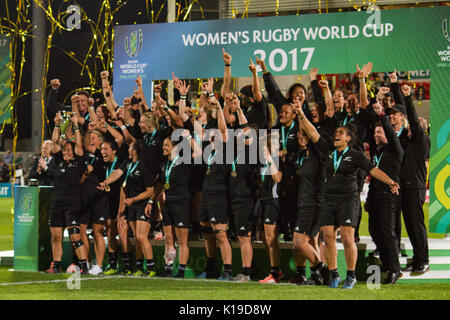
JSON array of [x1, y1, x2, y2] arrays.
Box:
[[443, 17, 450, 42], [125, 29, 143, 58], [20, 193, 33, 212]]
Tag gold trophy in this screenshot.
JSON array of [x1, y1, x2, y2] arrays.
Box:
[[60, 111, 74, 139]]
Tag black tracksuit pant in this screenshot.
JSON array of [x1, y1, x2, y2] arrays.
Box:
[[401, 188, 429, 266], [369, 194, 401, 273]]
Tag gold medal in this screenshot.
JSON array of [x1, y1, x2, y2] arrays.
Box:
[[296, 168, 301, 176], [206, 168, 211, 175], [104, 185, 110, 192], [231, 171, 237, 178], [122, 181, 126, 188], [164, 183, 170, 190], [282, 148, 287, 156]]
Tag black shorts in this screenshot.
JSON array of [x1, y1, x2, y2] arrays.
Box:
[[163, 198, 190, 228], [127, 203, 149, 223], [231, 200, 255, 237], [295, 205, 320, 237], [200, 192, 228, 225], [49, 202, 81, 228], [88, 194, 110, 225], [260, 199, 279, 226], [320, 195, 359, 228]]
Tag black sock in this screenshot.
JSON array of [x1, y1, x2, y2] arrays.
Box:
[[311, 262, 323, 273], [330, 269, 340, 279], [296, 266, 306, 277], [347, 270, 355, 278], [242, 267, 251, 276], [78, 259, 88, 270], [165, 263, 173, 271], [123, 252, 131, 270], [72, 254, 79, 266], [177, 264, 186, 276], [108, 252, 118, 269], [223, 264, 232, 275], [53, 261, 61, 268], [206, 258, 216, 272], [135, 259, 144, 271], [270, 267, 280, 279], [146, 259, 155, 271]]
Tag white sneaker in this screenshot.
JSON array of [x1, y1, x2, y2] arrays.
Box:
[[443, 234, 450, 241], [89, 264, 103, 275]]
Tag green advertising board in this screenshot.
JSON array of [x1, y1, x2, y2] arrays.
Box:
[[14, 186, 39, 271], [0, 35, 11, 124], [114, 7, 450, 233]]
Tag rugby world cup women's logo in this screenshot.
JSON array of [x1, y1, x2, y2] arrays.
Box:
[[125, 29, 143, 58], [443, 17, 450, 42]]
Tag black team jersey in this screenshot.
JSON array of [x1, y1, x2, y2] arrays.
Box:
[[119, 159, 154, 204], [48, 151, 85, 206], [202, 141, 230, 194], [229, 146, 258, 202], [315, 137, 375, 197], [159, 157, 192, 202]]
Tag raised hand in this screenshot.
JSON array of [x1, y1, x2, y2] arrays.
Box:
[[401, 84, 411, 97], [222, 48, 231, 65], [372, 101, 383, 116], [355, 64, 364, 79], [178, 80, 190, 96], [154, 81, 164, 96], [318, 79, 329, 89], [88, 120, 96, 131], [255, 56, 267, 73], [172, 72, 182, 89], [362, 62, 373, 78], [389, 69, 398, 83], [71, 94, 79, 105], [205, 78, 214, 93], [136, 74, 143, 88], [88, 97, 95, 107], [309, 67, 319, 81], [70, 113, 79, 125], [50, 79, 61, 90], [100, 71, 109, 80], [379, 86, 390, 96], [249, 57, 257, 74], [123, 97, 131, 107], [54, 112, 62, 125]]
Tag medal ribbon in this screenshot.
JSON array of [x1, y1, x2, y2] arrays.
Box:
[[165, 156, 180, 184], [124, 160, 140, 186], [374, 152, 383, 168], [281, 121, 295, 151], [231, 155, 239, 174], [207, 150, 216, 171], [144, 129, 157, 145], [396, 126, 404, 137], [106, 157, 118, 179], [261, 162, 271, 182], [333, 147, 349, 175]]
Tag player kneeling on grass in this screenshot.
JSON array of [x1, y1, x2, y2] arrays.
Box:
[[45, 113, 89, 274]]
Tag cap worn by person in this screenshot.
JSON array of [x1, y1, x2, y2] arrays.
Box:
[[387, 104, 406, 116]]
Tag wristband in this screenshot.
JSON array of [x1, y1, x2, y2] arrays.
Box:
[[55, 125, 60, 128], [208, 92, 215, 98], [180, 95, 187, 100], [104, 123, 108, 129], [162, 106, 169, 112], [201, 90, 208, 95], [225, 64, 231, 67], [359, 78, 365, 83], [120, 125, 127, 131], [148, 199, 154, 205], [299, 115, 304, 120], [89, 106, 95, 110], [186, 135, 192, 141], [73, 126, 80, 131]]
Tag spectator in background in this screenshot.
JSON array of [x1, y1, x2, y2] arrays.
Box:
[[0, 161, 9, 182], [4, 149, 13, 168], [29, 140, 56, 186]]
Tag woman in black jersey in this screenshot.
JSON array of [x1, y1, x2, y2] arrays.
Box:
[[100, 140, 156, 276], [196, 96, 233, 281], [291, 120, 328, 286], [147, 131, 201, 278], [294, 101, 400, 289], [257, 140, 283, 284], [100, 140, 128, 275], [228, 103, 258, 283], [45, 113, 89, 274]]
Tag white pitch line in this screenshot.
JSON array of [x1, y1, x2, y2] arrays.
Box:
[[0, 276, 117, 286]]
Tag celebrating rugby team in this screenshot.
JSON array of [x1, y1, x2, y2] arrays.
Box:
[[36, 48, 430, 289]]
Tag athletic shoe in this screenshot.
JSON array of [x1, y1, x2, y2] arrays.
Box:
[[369, 249, 380, 258], [89, 264, 103, 275], [79, 266, 89, 275], [217, 273, 232, 281], [66, 263, 78, 273], [382, 271, 402, 284], [230, 274, 250, 283], [258, 271, 284, 284], [342, 276, 357, 289], [45, 262, 61, 274], [153, 232, 163, 240], [197, 270, 217, 279], [175, 272, 185, 278], [143, 270, 156, 277], [288, 274, 307, 284], [103, 267, 119, 275], [301, 272, 324, 286], [163, 269, 174, 278], [411, 264, 430, 275], [122, 269, 133, 276], [328, 276, 342, 288], [133, 270, 144, 276]]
